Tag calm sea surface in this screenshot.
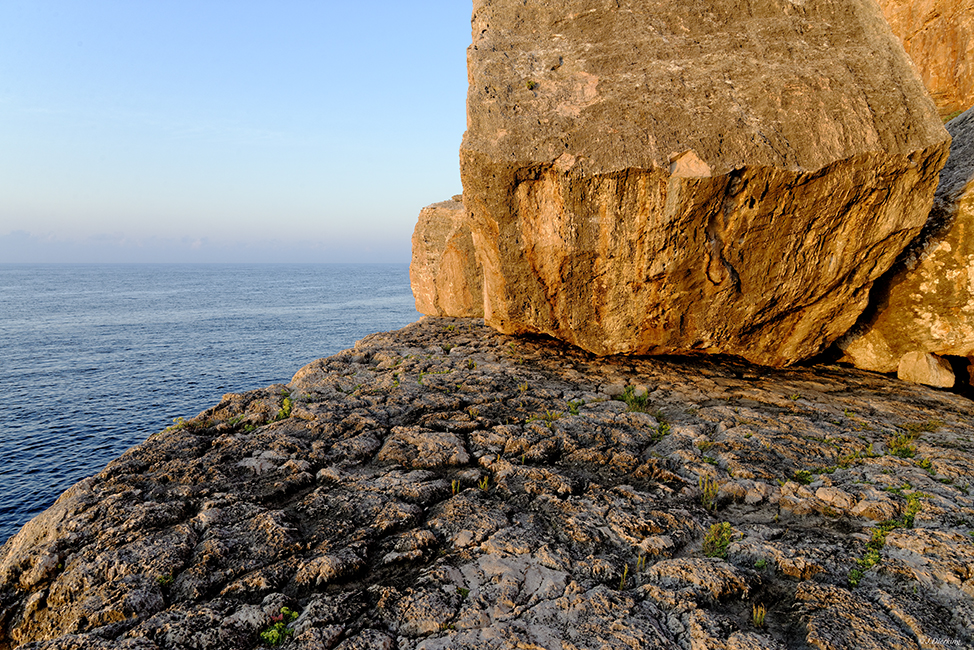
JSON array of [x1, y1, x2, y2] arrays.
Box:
[[0, 264, 420, 544]]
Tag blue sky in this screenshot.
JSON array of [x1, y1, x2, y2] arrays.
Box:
[[0, 1, 470, 263]]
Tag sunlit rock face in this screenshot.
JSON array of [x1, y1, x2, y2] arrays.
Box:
[[877, 0, 974, 120], [458, 0, 949, 367], [410, 197, 483, 318], [840, 107, 974, 373]]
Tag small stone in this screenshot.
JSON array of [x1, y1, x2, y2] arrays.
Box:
[[897, 351, 956, 388], [815, 487, 856, 512]]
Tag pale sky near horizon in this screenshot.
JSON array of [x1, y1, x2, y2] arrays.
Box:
[[0, 1, 470, 263]]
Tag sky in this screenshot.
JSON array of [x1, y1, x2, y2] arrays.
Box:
[[0, 1, 471, 263]]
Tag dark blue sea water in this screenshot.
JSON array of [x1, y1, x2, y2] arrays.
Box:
[[0, 264, 420, 545]]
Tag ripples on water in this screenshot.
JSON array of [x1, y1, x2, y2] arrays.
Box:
[[0, 264, 420, 544]]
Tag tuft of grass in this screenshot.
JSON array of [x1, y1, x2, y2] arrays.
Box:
[[568, 400, 584, 416], [526, 410, 562, 429], [944, 109, 965, 123], [478, 476, 489, 491], [889, 419, 943, 458], [703, 522, 734, 559], [849, 490, 927, 587], [699, 476, 719, 512], [888, 431, 919, 458], [752, 603, 767, 628]]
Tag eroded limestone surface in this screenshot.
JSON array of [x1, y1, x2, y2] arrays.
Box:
[[1, 318, 972, 649], [459, 0, 949, 366]]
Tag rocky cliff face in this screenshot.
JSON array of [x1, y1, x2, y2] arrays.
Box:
[[839, 106, 974, 378], [877, 0, 974, 120], [2, 318, 973, 649], [457, 0, 949, 367]]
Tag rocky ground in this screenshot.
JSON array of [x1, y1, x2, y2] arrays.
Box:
[[2, 317, 973, 650]]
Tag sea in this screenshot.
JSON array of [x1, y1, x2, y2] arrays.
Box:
[[0, 263, 421, 545]]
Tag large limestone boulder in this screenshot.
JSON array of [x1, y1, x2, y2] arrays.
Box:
[[839, 107, 974, 372], [410, 197, 483, 318], [877, 0, 974, 120], [460, 0, 950, 367]]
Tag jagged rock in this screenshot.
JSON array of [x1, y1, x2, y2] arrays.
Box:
[[2, 317, 973, 649], [839, 108, 974, 374], [409, 197, 483, 318], [459, 0, 949, 367], [897, 351, 956, 388], [877, 0, 974, 120]]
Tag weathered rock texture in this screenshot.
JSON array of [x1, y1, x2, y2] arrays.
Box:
[[897, 351, 957, 387], [459, 0, 950, 367], [2, 317, 973, 649], [877, 0, 974, 120], [839, 107, 974, 373], [410, 197, 483, 318]]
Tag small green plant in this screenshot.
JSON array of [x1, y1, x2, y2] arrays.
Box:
[[156, 574, 173, 586], [467, 359, 476, 370], [617, 386, 651, 413], [526, 79, 538, 90], [451, 479, 461, 496], [889, 419, 942, 458], [275, 396, 293, 421], [788, 393, 800, 401], [444, 324, 456, 332], [527, 410, 562, 429], [888, 431, 919, 458], [568, 400, 583, 416], [916, 457, 934, 474], [618, 564, 629, 590], [792, 470, 813, 485], [944, 109, 964, 123], [478, 476, 489, 491], [754, 558, 767, 570], [699, 475, 720, 512], [752, 603, 767, 628], [636, 555, 647, 572], [456, 587, 470, 598], [260, 607, 299, 646], [703, 522, 734, 559], [697, 441, 716, 452]]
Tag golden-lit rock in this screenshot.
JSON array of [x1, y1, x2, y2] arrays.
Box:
[[840, 108, 974, 373], [877, 0, 974, 120], [410, 197, 483, 318], [460, 0, 949, 367]]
